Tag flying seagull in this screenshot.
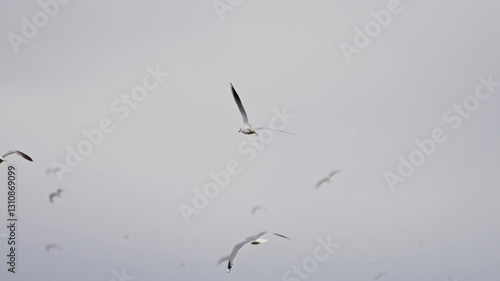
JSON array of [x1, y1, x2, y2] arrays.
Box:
[[227, 231, 290, 273], [251, 205, 267, 215], [315, 169, 341, 189], [0, 150, 33, 164], [231, 83, 295, 136], [45, 244, 62, 252], [49, 188, 63, 204]]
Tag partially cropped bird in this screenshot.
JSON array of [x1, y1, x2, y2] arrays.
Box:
[[0, 150, 33, 164]]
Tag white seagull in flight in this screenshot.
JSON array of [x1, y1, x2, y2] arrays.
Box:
[[315, 169, 341, 189], [0, 150, 33, 164], [231, 83, 295, 136], [227, 231, 290, 273]]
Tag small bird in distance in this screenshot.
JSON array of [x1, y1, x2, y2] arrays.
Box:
[[231, 83, 295, 136], [45, 244, 62, 252], [315, 169, 341, 189], [49, 188, 64, 204], [0, 150, 33, 165], [226, 231, 290, 273], [46, 167, 60, 174], [251, 205, 267, 215]]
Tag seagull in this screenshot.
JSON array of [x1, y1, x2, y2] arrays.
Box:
[[45, 243, 62, 252], [227, 231, 290, 273], [49, 188, 63, 204], [251, 205, 267, 215], [315, 169, 341, 189], [231, 83, 295, 136], [0, 150, 33, 164]]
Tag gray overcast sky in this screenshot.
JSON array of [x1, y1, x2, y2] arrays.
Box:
[[1, 0, 499, 280]]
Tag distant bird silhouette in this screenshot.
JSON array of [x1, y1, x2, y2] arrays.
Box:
[[45, 244, 61, 252], [315, 169, 341, 189], [49, 188, 63, 204], [226, 231, 290, 273], [251, 205, 267, 215], [0, 150, 33, 164], [46, 167, 61, 174]]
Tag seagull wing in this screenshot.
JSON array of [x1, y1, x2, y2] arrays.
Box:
[[49, 193, 55, 203], [231, 83, 249, 125], [271, 233, 291, 240], [227, 240, 250, 273], [315, 178, 330, 189], [217, 255, 230, 265], [2, 150, 33, 162], [328, 169, 341, 178], [255, 127, 296, 135]]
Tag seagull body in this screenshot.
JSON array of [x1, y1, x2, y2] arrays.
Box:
[[49, 188, 63, 204], [315, 169, 341, 189], [231, 83, 295, 136], [0, 150, 33, 164], [227, 231, 290, 273]]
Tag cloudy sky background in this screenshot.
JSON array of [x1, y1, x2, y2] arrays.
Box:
[[1, 0, 499, 280]]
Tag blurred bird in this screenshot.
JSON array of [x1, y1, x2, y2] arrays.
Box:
[[315, 169, 341, 189], [374, 272, 387, 280], [231, 83, 295, 136], [0, 150, 33, 164], [45, 244, 61, 252], [217, 255, 230, 266], [251, 205, 267, 215], [49, 188, 63, 204], [226, 231, 290, 273], [46, 167, 60, 174]]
